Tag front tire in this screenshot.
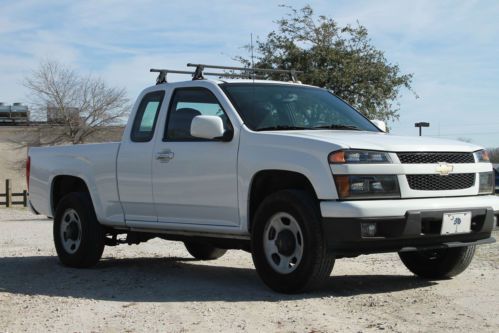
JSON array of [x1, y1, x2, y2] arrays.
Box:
[[184, 241, 227, 260], [53, 192, 105, 268], [251, 190, 335, 293], [399, 245, 476, 279]]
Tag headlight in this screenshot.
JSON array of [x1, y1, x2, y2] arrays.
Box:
[[474, 150, 490, 163], [478, 172, 494, 194], [334, 175, 400, 200], [329, 150, 391, 164]]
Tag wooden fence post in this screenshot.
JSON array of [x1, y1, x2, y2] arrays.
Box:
[[5, 179, 12, 208], [23, 190, 28, 207]]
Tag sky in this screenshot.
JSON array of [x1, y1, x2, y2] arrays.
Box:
[[1, 0, 498, 147]]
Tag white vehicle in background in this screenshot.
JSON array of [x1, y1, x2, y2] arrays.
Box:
[[27, 64, 499, 293]]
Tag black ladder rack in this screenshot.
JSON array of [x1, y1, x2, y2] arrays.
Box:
[[150, 63, 303, 84]]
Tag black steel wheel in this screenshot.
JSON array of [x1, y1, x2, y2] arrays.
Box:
[[53, 192, 105, 268]]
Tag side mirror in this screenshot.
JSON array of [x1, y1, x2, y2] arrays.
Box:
[[371, 119, 387, 132], [191, 115, 227, 140]]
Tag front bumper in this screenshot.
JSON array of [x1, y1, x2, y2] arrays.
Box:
[[320, 196, 498, 256], [320, 195, 499, 218]]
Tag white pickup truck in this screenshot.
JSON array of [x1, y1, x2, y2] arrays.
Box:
[[28, 64, 498, 293]]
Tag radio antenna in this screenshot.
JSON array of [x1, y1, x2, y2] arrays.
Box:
[[250, 33, 255, 69], [250, 33, 255, 81]]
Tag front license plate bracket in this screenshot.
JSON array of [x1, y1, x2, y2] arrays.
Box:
[[441, 211, 471, 235]]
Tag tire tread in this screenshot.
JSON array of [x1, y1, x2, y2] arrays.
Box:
[[399, 245, 475, 279], [184, 241, 227, 260]]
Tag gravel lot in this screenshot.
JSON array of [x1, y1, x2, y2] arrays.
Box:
[[1, 208, 498, 333]]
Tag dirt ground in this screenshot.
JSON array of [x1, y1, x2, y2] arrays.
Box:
[[0, 208, 498, 333]]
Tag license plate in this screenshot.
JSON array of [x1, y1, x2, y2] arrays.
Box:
[[441, 212, 471, 235]]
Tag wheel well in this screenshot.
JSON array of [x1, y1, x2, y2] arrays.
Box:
[[51, 175, 90, 213], [248, 170, 318, 232]]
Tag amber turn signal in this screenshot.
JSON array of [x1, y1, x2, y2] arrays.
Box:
[[334, 175, 350, 198], [328, 151, 346, 164], [328, 150, 391, 164]]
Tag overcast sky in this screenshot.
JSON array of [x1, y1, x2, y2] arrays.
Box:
[[1, 0, 498, 147]]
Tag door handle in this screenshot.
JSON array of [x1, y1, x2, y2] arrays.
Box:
[[156, 150, 174, 162]]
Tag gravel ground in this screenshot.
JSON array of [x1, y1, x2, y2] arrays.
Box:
[[0, 208, 498, 333]]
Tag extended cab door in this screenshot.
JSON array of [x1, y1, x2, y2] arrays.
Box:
[[117, 90, 166, 222], [152, 86, 239, 227]]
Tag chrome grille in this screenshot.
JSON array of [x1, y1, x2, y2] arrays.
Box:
[[398, 152, 474, 164], [407, 173, 475, 191]]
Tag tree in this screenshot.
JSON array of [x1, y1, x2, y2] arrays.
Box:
[[237, 5, 416, 122], [23, 60, 130, 144]]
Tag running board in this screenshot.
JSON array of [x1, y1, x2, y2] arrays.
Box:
[[125, 227, 251, 240]]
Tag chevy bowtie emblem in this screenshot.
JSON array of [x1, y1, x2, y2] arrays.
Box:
[[435, 162, 454, 176]]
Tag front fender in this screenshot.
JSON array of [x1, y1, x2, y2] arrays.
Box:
[[237, 129, 340, 232]]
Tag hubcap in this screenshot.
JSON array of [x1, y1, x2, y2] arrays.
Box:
[[263, 212, 304, 274], [60, 209, 82, 254]]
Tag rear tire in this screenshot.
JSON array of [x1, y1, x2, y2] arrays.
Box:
[[53, 192, 105, 268], [399, 245, 476, 279], [251, 190, 335, 293], [184, 241, 227, 260]]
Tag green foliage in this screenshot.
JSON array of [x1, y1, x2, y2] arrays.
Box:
[[237, 5, 416, 122]]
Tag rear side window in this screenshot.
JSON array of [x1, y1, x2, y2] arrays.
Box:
[[131, 91, 165, 142]]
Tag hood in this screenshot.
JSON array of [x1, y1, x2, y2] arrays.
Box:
[[268, 130, 482, 152]]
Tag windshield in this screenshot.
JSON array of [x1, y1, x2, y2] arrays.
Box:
[[221, 83, 380, 132]]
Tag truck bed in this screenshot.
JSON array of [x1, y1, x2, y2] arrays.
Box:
[[29, 142, 125, 226]]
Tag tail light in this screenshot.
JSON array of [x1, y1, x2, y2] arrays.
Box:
[[26, 156, 31, 190]]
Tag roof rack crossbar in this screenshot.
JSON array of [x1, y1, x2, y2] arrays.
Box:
[[204, 72, 265, 79], [150, 68, 265, 84], [187, 63, 302, 74], [150, 63, 303, 84], [187, 63, 303, 82]]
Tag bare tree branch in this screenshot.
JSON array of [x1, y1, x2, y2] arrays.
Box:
[[23, 60, 130, 145]]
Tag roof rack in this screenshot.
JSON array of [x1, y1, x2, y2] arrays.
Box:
[[150, 63, 303, 84]]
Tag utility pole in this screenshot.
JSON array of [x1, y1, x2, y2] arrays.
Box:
[[415, 122, 430, 136]]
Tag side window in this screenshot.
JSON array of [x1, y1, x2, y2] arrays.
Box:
[[164, 88, 231, 141], [131, 91, 165, 142]]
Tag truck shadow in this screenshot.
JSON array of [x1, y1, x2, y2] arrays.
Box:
[[0, 255, 436, 302]]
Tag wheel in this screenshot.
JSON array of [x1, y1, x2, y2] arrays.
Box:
[[53, 192, 105, 268], [251, 190, 335, 293], [399, 245, 476, 279], [184, 241, 227, 260]]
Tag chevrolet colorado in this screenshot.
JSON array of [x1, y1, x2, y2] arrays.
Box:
[[28, 64, 499, 293]]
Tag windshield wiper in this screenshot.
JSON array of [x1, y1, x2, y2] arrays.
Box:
[[257, 125, 309, 131], [257, 124, 362, 131], [312, 124, 361, 131]]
